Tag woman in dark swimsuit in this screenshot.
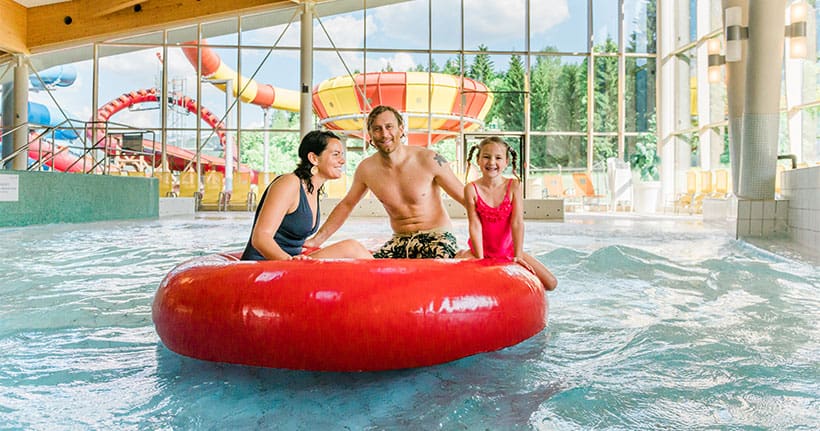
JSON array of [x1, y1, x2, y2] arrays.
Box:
[[241, 131, 372, 261]]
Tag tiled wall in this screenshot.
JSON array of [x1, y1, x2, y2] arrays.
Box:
[[735, 199, 789, 237], [0, 171, 159, 227], [780, 166, 820, 252]]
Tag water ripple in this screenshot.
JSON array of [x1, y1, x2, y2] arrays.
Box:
[[0, 216, 817, 429]]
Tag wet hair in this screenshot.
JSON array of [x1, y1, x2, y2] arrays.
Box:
[[465, 136, 520, 181], [366, 105, 404, 131], [294, 130, 341, 194]]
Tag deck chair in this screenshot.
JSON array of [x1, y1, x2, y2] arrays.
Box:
[[154, 171, 176, 197], [571, 172, 606, 210], [543, 174, 570, 198], [711, 169, 729, 199], [691, 170, 713, 213], [227, 171, 256, 211], [606, 158, 633, 211], [198, 170, 226, 211], [258, 172, 278, 190], [674, 169, 698, 213], [178, 170, 199, 198], [325, 174, 349, 198]]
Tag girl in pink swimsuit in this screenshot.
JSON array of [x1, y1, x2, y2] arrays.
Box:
[[461, 137, 557, 291]]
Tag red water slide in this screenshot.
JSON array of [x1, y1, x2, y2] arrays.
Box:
[[94, 88, 255, 180], [27, 136, 98, 173]]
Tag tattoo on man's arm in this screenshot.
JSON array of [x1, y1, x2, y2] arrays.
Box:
[[433, 153, 448, 167]]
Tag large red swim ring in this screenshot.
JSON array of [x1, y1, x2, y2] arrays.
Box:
[[152, 253, 548, 371]]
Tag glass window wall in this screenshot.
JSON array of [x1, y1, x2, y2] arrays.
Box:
[[2, 0, 702, 204]]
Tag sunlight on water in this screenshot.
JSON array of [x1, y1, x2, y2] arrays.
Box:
[[0, 215, 818, 429]]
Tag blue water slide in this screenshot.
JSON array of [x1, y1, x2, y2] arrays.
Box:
[[29, 65, 77, 90], [28, 101, 79, 140]]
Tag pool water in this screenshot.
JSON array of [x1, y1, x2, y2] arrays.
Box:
[[1, 215, 818, 429]]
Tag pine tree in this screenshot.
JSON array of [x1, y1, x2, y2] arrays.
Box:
[[493, 54, 525, 131], [468, 45, 495, 83]]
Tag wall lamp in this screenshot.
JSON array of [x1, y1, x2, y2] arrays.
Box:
[[711, 3, 810, 84], [708, 38, 725, 83], [709, 6, 748, 84], [786, 1, 809, 59], [724, 6, 748, 63]]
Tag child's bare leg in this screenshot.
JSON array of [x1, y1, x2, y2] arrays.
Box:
[[522, 252, 558, 291]]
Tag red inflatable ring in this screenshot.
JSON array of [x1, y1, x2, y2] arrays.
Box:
[[152, 253, 548, 371]]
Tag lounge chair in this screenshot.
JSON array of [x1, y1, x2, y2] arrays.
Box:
[[154, 170, 176, 197], [198, 170, 226, 211], [571, 172, 606, 210], [711, 169, 729, 199], [257, 172, 278, 191], [691, 170, 713, 213], [325, 175, 349, 198], [178, 170, 199, 198], [674, 169, 699, 213], [606, 158, 633, 211], [543, 174, 570, 198], [227, 171, 257, 211]]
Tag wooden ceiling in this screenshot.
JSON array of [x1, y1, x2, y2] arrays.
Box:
[[1, 0, 296, 57]]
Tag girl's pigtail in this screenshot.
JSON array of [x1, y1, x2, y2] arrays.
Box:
[[464, 145, 479, 182], [508, 147, 521, 181]]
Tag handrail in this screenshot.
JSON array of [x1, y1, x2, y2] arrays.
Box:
[[0, 122, 44, 167], [1, 118, 91, 171], [81, 120, 158, 175], [777, 154, 797, 169], [2, 118, 158, 175]]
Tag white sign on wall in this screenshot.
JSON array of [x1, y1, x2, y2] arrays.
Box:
[[0, 175, 20, 202]]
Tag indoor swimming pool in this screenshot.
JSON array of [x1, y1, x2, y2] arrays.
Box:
[[1, 214, 818, 429]]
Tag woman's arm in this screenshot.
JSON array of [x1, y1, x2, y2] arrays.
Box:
[[510, 178, 525, 259], [250, 174, 301, 260], [464, 182, 484, 259]]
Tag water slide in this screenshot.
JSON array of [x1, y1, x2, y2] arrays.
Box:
[[182, 41, 494, 146], [17, 65, 253, 179], [0, 65, 84, 171], [25, 100, 94, 173], [95, 88, 224, 170], [29, 65, 77, 92], [23, 92, 235, 175], [180, 44, 300, 112]]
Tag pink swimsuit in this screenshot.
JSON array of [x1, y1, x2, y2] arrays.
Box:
[[468, 179, 514, 258]]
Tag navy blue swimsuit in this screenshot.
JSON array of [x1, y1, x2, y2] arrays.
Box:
[[241, 178, 320, 260]]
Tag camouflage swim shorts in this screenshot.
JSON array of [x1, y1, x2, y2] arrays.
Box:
[[373, 230, 458, 259]]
